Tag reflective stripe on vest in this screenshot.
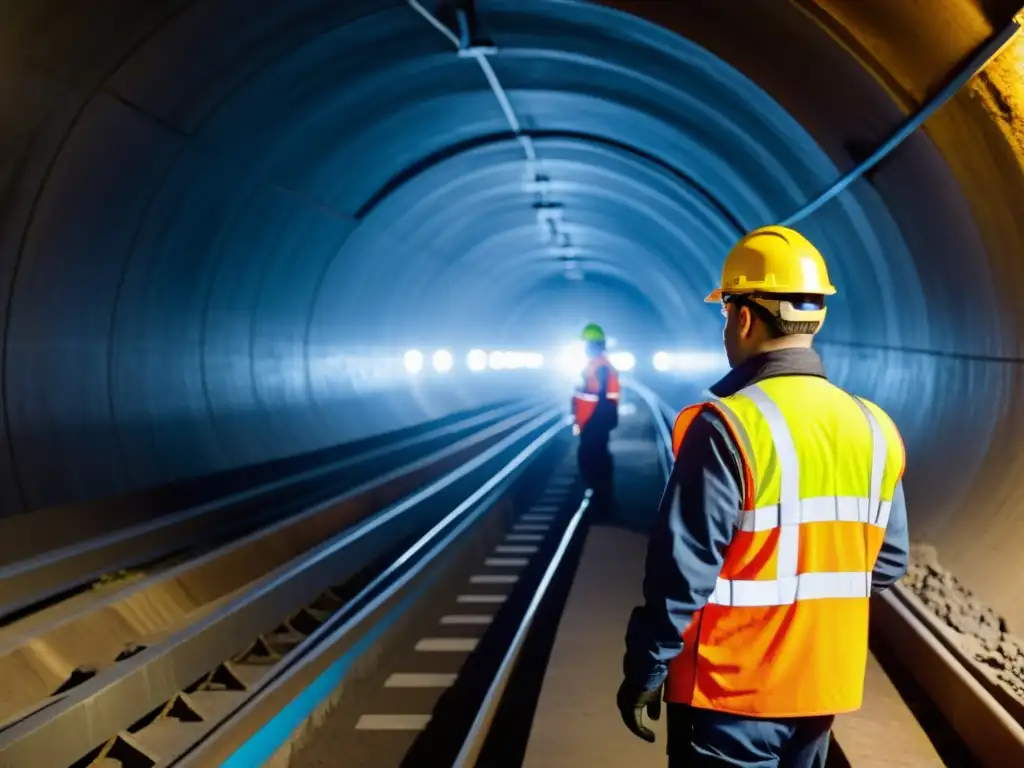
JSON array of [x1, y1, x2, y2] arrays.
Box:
[[664, 376, 905, 717], [574, 392, 621, 403], [705, 388, 887, 608]]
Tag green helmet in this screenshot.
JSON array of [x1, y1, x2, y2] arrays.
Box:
[[581, 323, 606, 343]]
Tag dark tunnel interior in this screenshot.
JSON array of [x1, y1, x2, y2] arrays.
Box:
[[1, 0, 1024, 625]]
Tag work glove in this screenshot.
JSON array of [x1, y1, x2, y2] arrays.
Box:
[[616, 680, 662, 743]]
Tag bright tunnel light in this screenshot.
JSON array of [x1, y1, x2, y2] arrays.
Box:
[[502, 351, 545, 370], [652, 350, 729, 374], [467, 349, 488, 372], [486, 350, 545, 371], [609, 351, 636, 372], [404, 349, 424, 374], [432, 349, 453, 373], [555, 341, 587, 376]]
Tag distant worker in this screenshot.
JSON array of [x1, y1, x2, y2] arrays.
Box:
[[616, 226, 910, 767], [572, 323, 620, 503]]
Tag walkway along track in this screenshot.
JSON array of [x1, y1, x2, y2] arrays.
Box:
[[0, 400, 540, 622], [0, 404, 560, 767], [637, 382, 1024, 768]]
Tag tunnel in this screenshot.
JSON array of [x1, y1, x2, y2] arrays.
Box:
[[1, 0, 1023, 638]]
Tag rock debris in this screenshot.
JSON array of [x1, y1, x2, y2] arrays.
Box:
[[904, 544, 1024, 699]]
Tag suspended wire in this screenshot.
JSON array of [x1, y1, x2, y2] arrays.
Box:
[[782, 18, 1022, 227], [405, 0, 537, 165], [406, 0, 461, 49]]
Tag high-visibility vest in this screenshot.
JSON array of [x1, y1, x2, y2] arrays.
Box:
[[572, 355, 620, 431], [665, 375, 905, 717]]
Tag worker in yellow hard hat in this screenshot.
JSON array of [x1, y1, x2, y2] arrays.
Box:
[[618, 226, 910, 767], [572, 323, 620, 507]]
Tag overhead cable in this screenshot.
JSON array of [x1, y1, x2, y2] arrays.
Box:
[[406, 0, 537, 165], [782, 18, 1022, 227]]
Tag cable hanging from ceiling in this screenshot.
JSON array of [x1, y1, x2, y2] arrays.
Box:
[[406, 0, 582, 278]]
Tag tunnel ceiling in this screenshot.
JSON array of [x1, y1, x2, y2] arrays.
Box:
[[2, 0, 1024, 625]]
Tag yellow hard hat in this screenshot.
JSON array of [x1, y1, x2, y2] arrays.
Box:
[[705, 226, 837, 304]]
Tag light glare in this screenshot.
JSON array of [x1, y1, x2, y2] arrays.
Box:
[[555, 341, 587, 377], [652, 350, 729, 375], [609, 351, 636, 372], [467, 349, 488, 371], [432, 349, 453, 373], [404, 349, 424, 374], [505, 351, 544, 369]]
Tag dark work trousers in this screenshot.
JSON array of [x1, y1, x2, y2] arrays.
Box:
[[666, 703, 834, 768], [577, 425, 614, 516]]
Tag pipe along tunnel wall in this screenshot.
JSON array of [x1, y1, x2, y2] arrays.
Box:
[[0, 0, 1022, 638]]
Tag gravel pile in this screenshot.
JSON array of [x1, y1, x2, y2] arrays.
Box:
[[904, 544, 1024, 699]]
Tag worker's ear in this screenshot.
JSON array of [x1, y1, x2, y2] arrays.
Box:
[[737, 304, 755, 339]]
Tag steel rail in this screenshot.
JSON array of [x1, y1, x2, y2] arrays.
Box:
[[451, 490, 590, 767], [0, 408, 562, 767], [451, 388, 669, 765], [0, 403, 547, 738], [0, 399, 534, 619], [176, 415, 568, 767]]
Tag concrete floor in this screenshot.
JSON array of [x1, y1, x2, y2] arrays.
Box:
[[523, 404, 669, 766]]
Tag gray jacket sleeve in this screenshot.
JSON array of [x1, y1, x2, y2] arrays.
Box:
[[871, 479, 910, 591], [621, 410, 743, 692]]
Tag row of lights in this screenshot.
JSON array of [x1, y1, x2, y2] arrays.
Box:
[[401, 346, 645, 375], [401, 347, 727, 376], [403, 348, 554, 374], [403, 349, 451, 374]]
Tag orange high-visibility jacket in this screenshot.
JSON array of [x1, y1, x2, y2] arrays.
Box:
[[572, 355, 620, 432], [665, 376, 905, 717]]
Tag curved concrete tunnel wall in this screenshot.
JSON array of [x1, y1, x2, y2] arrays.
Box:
[[1, 1, 1023, 623]]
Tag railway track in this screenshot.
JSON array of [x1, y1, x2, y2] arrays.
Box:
[[189, 392, 656, 768], [0, 400, 541, 623], [210, 441, 590, 768], [6, 382, 1024, 767], [0, 403, 561, 766]]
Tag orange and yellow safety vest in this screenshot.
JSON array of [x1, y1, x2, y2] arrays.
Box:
[[665, 375, 905, 717], [572, 355, 620, 432]]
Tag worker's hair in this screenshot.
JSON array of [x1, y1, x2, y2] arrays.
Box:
[[734, 294, 824, 338]]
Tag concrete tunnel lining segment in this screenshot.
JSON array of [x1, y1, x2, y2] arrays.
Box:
[[0, 0, 1022, 626]]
